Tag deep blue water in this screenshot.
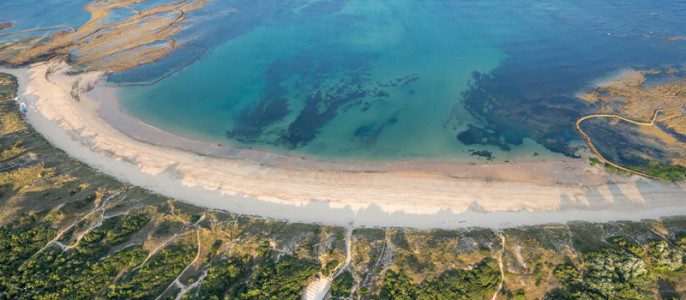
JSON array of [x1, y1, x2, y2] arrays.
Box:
[[5, 0, 686, 162]]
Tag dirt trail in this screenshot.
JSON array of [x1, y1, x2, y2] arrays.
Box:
[[156, 227, 202, 300], [334, 223, 353, 279], [36, 190, 122, 254], [301, 223, 353, 300], [132, 213, 205, 273], [492, 231, 505, 300]]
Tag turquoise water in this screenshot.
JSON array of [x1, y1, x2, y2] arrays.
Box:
[[117, 0, 512, 161], [5, 0, 686, 162]]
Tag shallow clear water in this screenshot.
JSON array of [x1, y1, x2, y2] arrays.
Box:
[[6, 0, 686, 162], [118, 0, 512, 162]]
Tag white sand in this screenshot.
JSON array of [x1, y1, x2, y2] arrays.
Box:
[[1, 61, 685, 229]]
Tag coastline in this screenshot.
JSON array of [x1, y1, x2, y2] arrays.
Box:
[[102, 86, 581, 179], [2, 61, 685, 229]]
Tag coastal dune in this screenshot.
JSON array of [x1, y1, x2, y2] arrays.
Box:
[[2, 61, 685, 229]]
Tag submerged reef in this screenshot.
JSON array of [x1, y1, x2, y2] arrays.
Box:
[[226, 47, 380, 149], [225, 47, 419, 150], [468, 149, 495, 160], [457, 71, 588, 158], [458, 125, 510, 151], [353, 112, 400, 147]]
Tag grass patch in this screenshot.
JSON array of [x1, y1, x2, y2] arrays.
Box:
[[0, 73, 18, 100], [627, 161, 686, 182]]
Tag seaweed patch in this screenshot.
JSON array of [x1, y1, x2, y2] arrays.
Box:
[[468, 149, 494, 160], [226, 47, 419, 150], [457, 71, 588, 157]]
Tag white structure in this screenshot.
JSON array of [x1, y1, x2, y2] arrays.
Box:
[[302, 278, 331, 300]]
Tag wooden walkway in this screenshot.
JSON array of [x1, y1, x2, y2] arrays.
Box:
[[575, 110, 662, 179]]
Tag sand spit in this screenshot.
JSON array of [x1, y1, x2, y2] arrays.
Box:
[[1, 62, 685, 229]]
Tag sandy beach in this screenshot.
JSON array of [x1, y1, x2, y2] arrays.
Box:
[[1, 61, 685, 229]]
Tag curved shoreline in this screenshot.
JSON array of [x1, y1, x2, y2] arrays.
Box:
[[2, 62, 685, 229], [99, 87, 587, 184]]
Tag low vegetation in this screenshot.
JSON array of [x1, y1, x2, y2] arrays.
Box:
[[195, 256, 251, 299], [237, 252, 320, 299], [379, 257, 501, 299], [0, 73, 17, 100], [551, 249, 656, 299], [331, 271, 354, 298], [627, 161, 686, 182]]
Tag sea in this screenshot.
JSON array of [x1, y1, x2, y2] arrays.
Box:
[[3, 0, 686, 163]]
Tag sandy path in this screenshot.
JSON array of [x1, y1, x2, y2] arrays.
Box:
[[492, 232, 505, 300], [334, 223, 353, 279], [1, 62, 685, 229]]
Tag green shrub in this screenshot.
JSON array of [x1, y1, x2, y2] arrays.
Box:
[[331, 271, 354, 297], [378, 257, 501, 300]]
